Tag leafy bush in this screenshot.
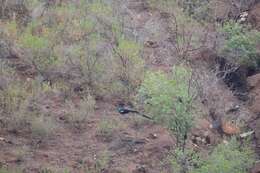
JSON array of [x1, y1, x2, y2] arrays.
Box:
[[192, 138, 255, 173], [139, 66, 197, 148], [166, 138, 255, 173], [219, 21, 260, 67]]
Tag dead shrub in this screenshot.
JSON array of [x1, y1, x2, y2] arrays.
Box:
[[64, 94, 96, 126]]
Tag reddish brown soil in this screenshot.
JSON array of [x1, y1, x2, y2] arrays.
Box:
[[248, 2, 260, 30], [1, 0, 259, 173], [248, 74, 260, 154]]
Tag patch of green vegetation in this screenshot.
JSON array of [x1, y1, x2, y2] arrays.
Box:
[[220, 21, 260, 68], [139, 65, 197, 148], [192, 138, 255, 173], [89, 2, 112, 17], [166, 148, 202, 173], [0, 168, 22, 173], [165, 138, 255, 173], [19, 33, 48, 50]]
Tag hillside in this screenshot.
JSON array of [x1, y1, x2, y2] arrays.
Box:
[[0, 0, 260, 173]]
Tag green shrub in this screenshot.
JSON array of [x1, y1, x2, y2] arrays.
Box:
[[192, 138, 255, 173], [18, 22, 59, 72], [19, 33, 48, 50], [139, 65, 196, 148], [166, 148, 202, 173], [148, 0, 213, 22], [219, 21, 260, 67]]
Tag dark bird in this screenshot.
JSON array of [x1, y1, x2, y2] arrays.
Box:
[[117, 104, 152, 120]]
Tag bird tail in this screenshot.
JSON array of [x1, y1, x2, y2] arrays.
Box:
[[127, 109, 153, 120], [138, 113, 153, 120]]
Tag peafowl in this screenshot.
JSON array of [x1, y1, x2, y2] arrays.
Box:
[[116, 103, 152, 120]]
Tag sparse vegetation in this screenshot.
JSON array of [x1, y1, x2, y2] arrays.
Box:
[[64, 94, 96, 125], [0, 0, 259, 172], [30, 116, 57, 139], [97, 118, 119, 141], [79, 150, 111, 173]]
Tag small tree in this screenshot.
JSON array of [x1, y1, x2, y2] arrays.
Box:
[[192, 138, 255, 173], [219, 21, 260, 68], [139, 65, 197, 150]]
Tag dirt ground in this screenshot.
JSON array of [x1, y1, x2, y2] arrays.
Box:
[[0, 0, 260, 173]]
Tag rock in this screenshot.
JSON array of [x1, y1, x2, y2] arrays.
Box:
[[191, 119, 216, 145], [133, 165, 146, 173], [240, 131, 255, 138], [221, 121, 240, 135], [144, 41, 159, 48]]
